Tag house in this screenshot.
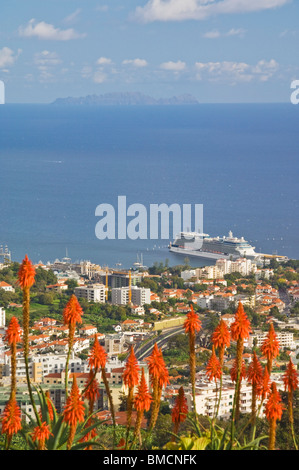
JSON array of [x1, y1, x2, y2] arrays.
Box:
[[78, 324, 98, 336], [0, 281, 15, 293], [121, 319, 140, 331], [176, 303, 191, 313], [131, 305, 145, 316], [34, 318, 57, 328], [46, 283, 68, 293]]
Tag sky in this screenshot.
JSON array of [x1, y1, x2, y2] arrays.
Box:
[[0, 0, 299, 103]]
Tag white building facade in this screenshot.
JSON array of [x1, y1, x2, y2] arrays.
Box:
[[111, 286, 151, 306], [75, 284, 106, 303]]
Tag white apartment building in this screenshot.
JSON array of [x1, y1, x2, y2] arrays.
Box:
[[216, 258, 257, 277], [197, 295, 214, 309], [247, 330, 296, 350], [4, 353, 85, 384], [111, 286, 151, 306], [104, 334, 127, 357], [74, 283, 106, 303], [185, 374, 264, 420], [181, 269, 198, 281]]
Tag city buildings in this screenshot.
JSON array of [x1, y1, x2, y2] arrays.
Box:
[[111, 286, 151, 306], [74, 283, 107, 303]]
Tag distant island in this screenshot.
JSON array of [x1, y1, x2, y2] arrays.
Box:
[[51, 92, 199, 106]]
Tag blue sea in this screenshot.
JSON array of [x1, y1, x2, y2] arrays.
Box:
[[0, 103, 298, 269]]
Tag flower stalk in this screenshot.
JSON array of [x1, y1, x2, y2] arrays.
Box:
[[184, 305, 201, 421], [18, 255, 40, 425]]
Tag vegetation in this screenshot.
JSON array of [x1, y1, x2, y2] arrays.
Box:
[[0, 256, 298, 451]]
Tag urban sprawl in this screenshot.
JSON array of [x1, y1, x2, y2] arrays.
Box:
[[0, 247, 299, 444]]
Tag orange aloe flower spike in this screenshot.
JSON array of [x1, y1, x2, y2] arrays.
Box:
[[206, 347, 222, 383], [1, 398, 22, 440], [212, 318, 230, 350], [265, 382, 284, 422], [32, 421, 52, 450], [83, 370, 100, 405], [146, 343, 165, 382], [256, 366, 271, 400], [265, 381, 284, 450], [88, 334, 107, 371], [4, 316, 22, 346], [158, 362, 170, 389], [134, 368, 152, 412], [123, 346, 140, 389], [230, 301, 251, 341], [171, 386, 188, 425], [230, 358, 247, 383], [246, 351, 263, 387], [63, 375, 85, 427], [18, 254, 36, 289], [184, 304, 201, 336], [261, 322, 280, 369], [63, 294, 83, 327], [283, 358, 298, 393]]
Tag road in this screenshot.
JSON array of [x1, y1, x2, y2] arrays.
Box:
[[134, 315, 211, 361], [134, 325, 185, 361]]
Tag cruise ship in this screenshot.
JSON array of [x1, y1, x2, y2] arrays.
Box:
[[169, 231, 257, 261]]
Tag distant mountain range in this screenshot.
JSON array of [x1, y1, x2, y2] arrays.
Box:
[[52, 92, 199, 106]]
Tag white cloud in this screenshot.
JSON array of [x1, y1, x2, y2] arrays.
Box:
[[93, 70, 107, 83], [203, 27, 246, 38], [19, 19, 86, 40], [0, 47, 21, 68], [32, 51, 62, 83], [195, 59, 279, 83], [135, 0, 291, 22], [34, 50, 62, 67], [202, 30, 221, 39], [81, 66, 93, 79], [64, 8, 82, 23], [96, 57, 113, 65], [160, 60, 186, 71], [122, 58, 148, 67], [64, 9, 82, 24], [251, 59, 279, 80], [226, 28, 246, 36]]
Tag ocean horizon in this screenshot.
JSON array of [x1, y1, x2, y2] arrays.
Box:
[[0, 103, 298, 269]]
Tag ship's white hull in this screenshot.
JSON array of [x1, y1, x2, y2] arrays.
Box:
[[169, 246, 232, 260]]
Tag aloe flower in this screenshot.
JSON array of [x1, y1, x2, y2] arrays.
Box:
[[261, 322, 280, 375], [265, 382, 284, 450], [206, 347, 222, 383], [171, 387, 188, 439], [246, 352, 263, 426], [32, 421, 52, 450], [63, 375, 85, 450], [123, 346, 140, 443], [184, 305, 201, 418], [211, 318, 230, 367], [88, 335, 116, 445], [132, 368, 152, 448], [1, 398, 22, 449], [230, 302, 251, 421], [4, 317, 21, 399], [17, 255, 40, 424], [63, 295, 83, 394], [146, 343, 169, 432]]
